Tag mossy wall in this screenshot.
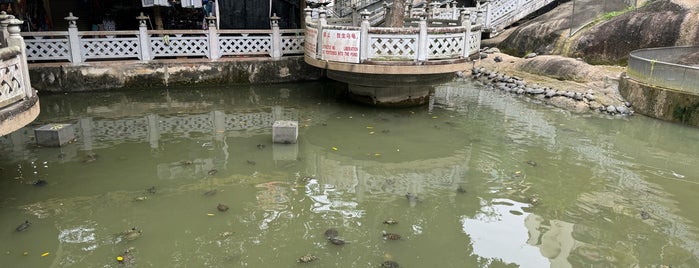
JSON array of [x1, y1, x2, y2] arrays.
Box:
[[620, 74, 699, 127]]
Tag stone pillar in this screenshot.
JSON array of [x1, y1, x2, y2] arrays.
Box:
[[461, 10, 471, 58], [136, 12, 151, 61], [207, 16, 220, 60], [317, 8, 327, 60], [304, 7, 313, 27], [272, 120, 298, 144], [65, 13, 82, 65], [451, 1, 459, 20], [417, 15, 428, 62], [270, 13, 282, 59], [359, 9, 370, 63], [147, 114, 160, 149], [352, 4, 359, 26], [6, 17, 32, 98], [0, 11, 12, 47]]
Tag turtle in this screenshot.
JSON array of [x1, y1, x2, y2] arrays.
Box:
[[179, 160, 193, 166], [297, 254, 318, 263], [456, 185, 467, 194], [382, 219, 398, 225], [246, 160, 256, 165], [324, 228, 339, 239], [208, 169, 218, 176], [405, 192, 419, 205], [640, 211, 651, 220], [256, 144, 266, 150], [146, 186, 156, 194], [15, 220, 31, 232], [32, 180, 48, 187], [526, 160, 538, 167], [381, 260, 400, 268], [382, 232, 401, 240], [217, 203, 229, 212], [121, 227, 142, 241]]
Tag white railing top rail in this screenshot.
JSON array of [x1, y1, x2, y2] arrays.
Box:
[[627, 46, 699, 95]]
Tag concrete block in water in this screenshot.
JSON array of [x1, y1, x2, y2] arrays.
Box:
[[272, 120, 298, 144], [34, 124, 75, 147]]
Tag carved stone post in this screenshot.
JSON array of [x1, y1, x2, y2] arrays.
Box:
[[6, 17, 32, 98], [304, 7, 313, 28], [136, 12, 151, 61], [417, 14, 428, 62], [65, 13, 82, 64], [316, 8, 327, 60], [461, 10, 471, 58], [207, 16, 220, 60], [359, 9, 370, 63], [270, 14, 282, 59], [0, 11, 12, 47]]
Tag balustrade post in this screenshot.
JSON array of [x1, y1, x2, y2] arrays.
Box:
[[417, 15, 428, 62], [136, 12, 152, 61], [461, 10, 472, 58], [207, 16, 220, 60], [359, 9, 370, 62], [451, 1, 459, 20], [304, 7, 313, 26], [6, 18, 32, 98], [316, 8, 327, 60], [64, 13, 82, 64], [270, 14, 282, 59], [0, 11, 12, 47]]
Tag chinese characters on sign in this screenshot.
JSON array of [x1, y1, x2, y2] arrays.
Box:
[[321, 30, 360, 63], [305, 27, 318, 59]]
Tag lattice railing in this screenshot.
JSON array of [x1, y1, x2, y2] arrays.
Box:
[[219, 33, 271, 56], [483, 0, 558, 33], [0, 53, 25, 107], [281, 30, 305, 55], [427, 33, 465, 60], [151, 34, 209, 58], [24, 34, 71, 61], [80, 31, 141, 61], [368, 35, 418, 61]]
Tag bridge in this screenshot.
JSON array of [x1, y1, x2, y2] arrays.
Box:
[[1, 0, 566, 134]]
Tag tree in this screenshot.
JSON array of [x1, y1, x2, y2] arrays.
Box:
[[386, 0, 405, 27]]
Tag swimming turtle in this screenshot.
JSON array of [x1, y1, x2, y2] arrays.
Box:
[[297, 254, 318, 263], [640, 211, 651, 220], [246, 160, 256, 165], [381, 260, 400, 268], [328, 238, 346, 245], [526, 160, 538, 167], [208, 169, 218, 176], [217, 203, 229, 212], [256, 144, 266, 150], [382, 231, 401, 240], [15, 220, 31, 232], [324, 228, 339, 239], [382, 219, 398, 225], [405, 192, 420, 205], [146, 186, 156, 194], [32, 180, 48, 187], [456, 185, 467, 194], [120, 227, 142, 241], [203, 189, 218, 197]]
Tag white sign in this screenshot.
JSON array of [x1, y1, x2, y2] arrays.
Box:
[[321, 29, 360, 63], [305, 27, 318, 59]]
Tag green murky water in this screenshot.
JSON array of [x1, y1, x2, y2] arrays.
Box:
[[1, 79, 698, 267]]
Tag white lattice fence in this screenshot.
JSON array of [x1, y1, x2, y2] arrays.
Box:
[[82, 38, 140, 60], [25, 38, 70, 61], [368, 35, 418, 61], [281, 34, 305, 55], [468, 29, 481, 56], [219, 35, 271, 56], [151, 35, 209, 57], [488, 0, 519, 28], [0, 55, 25, 107], [427, 33, 465, 60]]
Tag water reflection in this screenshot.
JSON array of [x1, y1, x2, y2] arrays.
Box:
[[0, 81, 697, 267]]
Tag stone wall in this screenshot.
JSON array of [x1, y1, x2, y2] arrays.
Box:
[[620, 74, 699, 126], [28, 56, 323, 92]]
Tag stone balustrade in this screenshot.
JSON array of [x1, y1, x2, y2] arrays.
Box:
[[21, 13, 305, 65]]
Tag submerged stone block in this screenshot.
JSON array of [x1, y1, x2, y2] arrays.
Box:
[[34, 123, 75, 147], [272, 120, 298, 144]]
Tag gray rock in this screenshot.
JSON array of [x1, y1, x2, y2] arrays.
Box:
[[516, 88, 525, 94], [573, 93, 584, 101], [545, 90, 556, 98], [606, 105, 617, 114], [524, 53, 537, 59], [584, 93, 596, 101], [616, 105, 629, 115], [530, 88, 546, 94], [479, 52, 488, 59], [515, 80, 527, 87], [563, 91, 575, 98]]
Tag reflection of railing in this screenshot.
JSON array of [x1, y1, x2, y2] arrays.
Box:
[[627, 46, 699, 95], [21, 13, 304, 64], [0, 13, 34, 114], [305, 7, 482, 64]]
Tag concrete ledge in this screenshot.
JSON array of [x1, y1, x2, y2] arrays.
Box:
[[620, 73, 699, 127], [0, 95, 40, 136], [305, 55, 469, 75], [28, 56, 323, 92]]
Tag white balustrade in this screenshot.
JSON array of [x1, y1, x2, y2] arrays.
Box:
[[0, 13, 33, 110], [21, 12, 305, 65]]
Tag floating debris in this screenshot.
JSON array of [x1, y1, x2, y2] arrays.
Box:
[[328, 238, 346, 245], [382, 219, 398, 225], [203, 189, 218, 197], [15, 220, 31, 232], [217, 203, 229, 212], [146, 186, 156, 194], [257, 144, 266, 150], [179, 160, 193, 165], [32, 180, 48, 187], [246, 160, 256, 165], [133, 196, 147, 202], [456, 185, 467, 194], [208, 169, 218, 176], [640, 211, 651, 220], [297, 254, 318, 263], [526, 160, 538, 167], [220, 231, 234, 238]]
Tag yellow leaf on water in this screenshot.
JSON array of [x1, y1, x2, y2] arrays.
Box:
[[41, 252, 49, 257], [332, 147, 338, 151]]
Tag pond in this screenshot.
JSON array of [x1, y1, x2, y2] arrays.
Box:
[[1, 78, 698, 267]]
